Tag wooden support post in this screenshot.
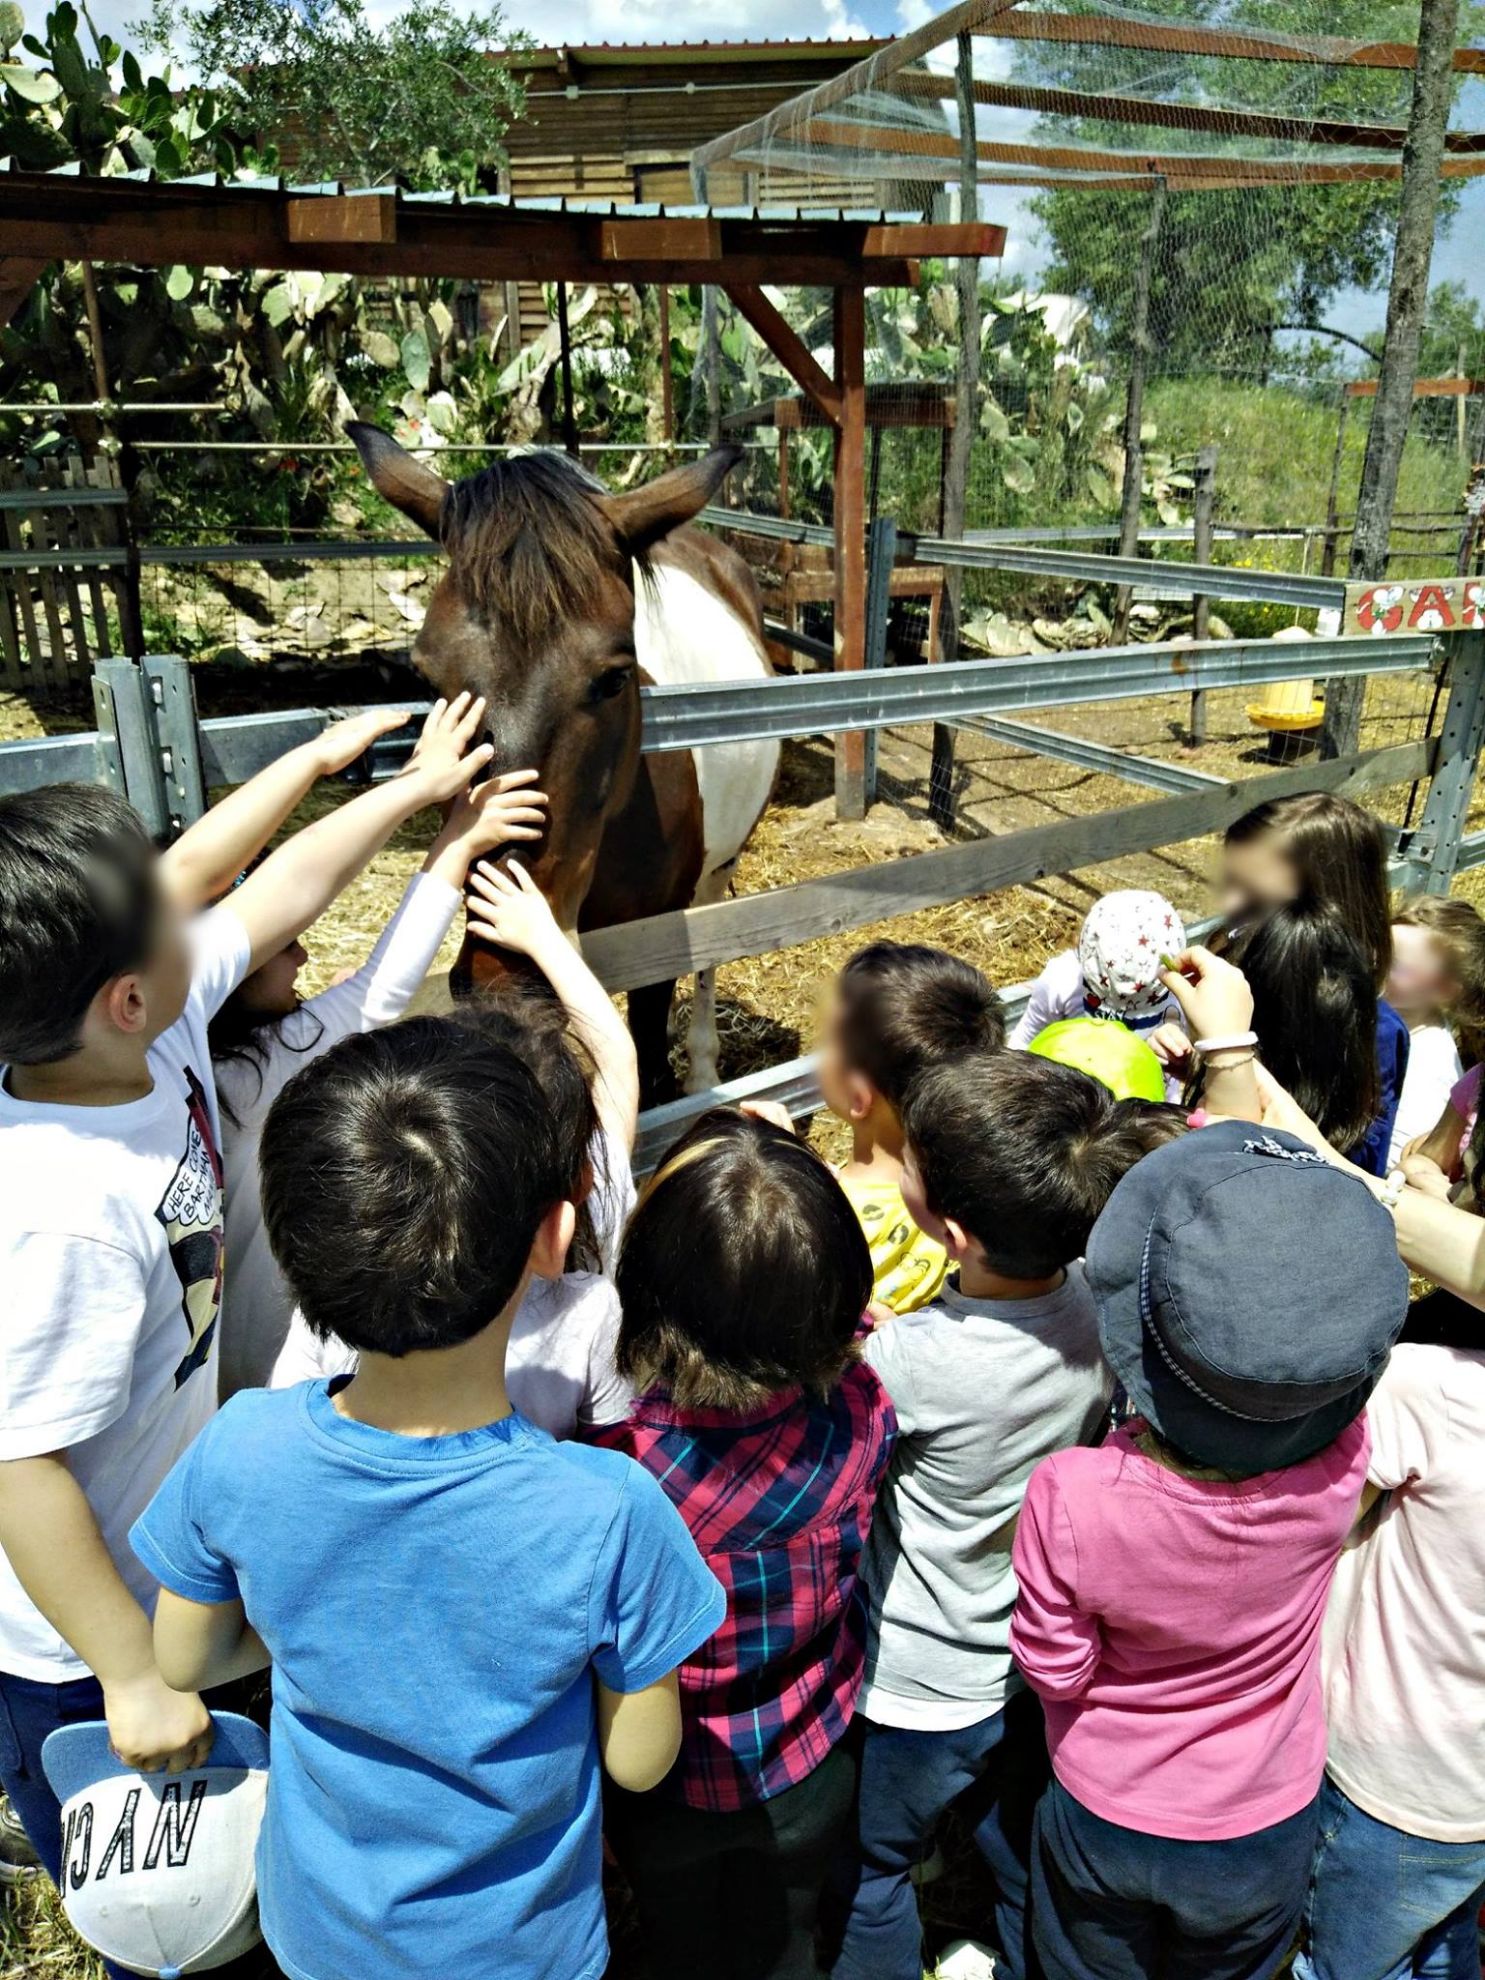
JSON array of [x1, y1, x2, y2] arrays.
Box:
[[658, 285, 674, 443], [1320, 391, 1352, 577], [1324, 0, 1460, 759], [931, 27, 982, 831], [1409, 630, 1485, 893], [1112, 176, 1167, 644], [1188, 443, 1216, 746], [834, 285, 868, 821], [555, 282, 579, 460]]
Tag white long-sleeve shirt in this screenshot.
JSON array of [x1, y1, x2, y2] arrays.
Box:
[[269, 1126, 637, 1438], [215, 871, 460, 1399], [1010, 948, 1184, 1101]]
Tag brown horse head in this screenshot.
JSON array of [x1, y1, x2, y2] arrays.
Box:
[[347, 423, 742, 930]]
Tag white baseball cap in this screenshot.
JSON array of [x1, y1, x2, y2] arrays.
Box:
[[42, 1713, 269, 1978]]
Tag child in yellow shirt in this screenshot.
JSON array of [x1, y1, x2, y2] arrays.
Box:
[[818, 942, 1005, 1314]]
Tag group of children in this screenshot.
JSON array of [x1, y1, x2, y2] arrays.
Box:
[[0, 715, 1482, 1980]]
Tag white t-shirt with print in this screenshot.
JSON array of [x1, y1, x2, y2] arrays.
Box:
[[269, 1127, 637, 1437], [0, 906, 250, 1681], [216, 872, 460, 1399]]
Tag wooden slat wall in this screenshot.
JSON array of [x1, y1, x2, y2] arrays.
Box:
[[0, 459, 126, 688]]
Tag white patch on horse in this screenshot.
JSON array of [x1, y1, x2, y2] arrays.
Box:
[[634, 562, 779, 1093]]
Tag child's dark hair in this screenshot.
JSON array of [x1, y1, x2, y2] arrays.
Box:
[[260, 1014, 572, 1357], [451, 987, 603, 1272], [904, 1050, 1162, 1280], [0, 784, 158, 1065], [615, 1108, 872, 1412], [1218, 899, 1380, 1155], [1225, 792, 1391, 989], [1394, 894, 1485, 1064], [835, 940, 1005, 1111]]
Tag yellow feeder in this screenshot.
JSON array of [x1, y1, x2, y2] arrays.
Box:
[[1248, 628, 1324, 740]]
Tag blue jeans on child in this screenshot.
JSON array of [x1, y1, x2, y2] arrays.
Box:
[[0, 1669, 132, 1980], [1031, 1775, 1322, 1980], [1294, 1777, 1485, 1980], [826, 1688, 1046, 1980]]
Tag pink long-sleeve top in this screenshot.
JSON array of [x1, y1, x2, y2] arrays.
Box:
[[1009, 1415, 1369, 1842]]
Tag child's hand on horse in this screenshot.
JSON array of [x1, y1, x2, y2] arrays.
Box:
[[313, 707, 412, 777], [400, 691, 495, 803], [466, 857, 562, 959], [432, 771, 548, 881]]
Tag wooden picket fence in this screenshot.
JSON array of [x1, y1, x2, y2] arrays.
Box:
[[0, 458, 141, 688]]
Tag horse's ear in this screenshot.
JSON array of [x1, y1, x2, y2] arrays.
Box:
[[346, 422, 448, 540], [600, 445, 744, 558]]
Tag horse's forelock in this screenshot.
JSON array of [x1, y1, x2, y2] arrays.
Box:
[[440, 450, 642, 646]]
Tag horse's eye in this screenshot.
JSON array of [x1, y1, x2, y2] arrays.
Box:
[[590, 664, 633, 704]]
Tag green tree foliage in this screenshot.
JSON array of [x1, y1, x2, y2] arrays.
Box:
[[133, 0, 526, 193], [1019, 0, 1483, 379]]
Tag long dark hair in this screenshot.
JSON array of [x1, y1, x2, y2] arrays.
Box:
[[209, 991, 324, 1128], [1204, 899, 1380, 1154], [616, 1107, 872, 1413], [1225, 793, 1392, 991]]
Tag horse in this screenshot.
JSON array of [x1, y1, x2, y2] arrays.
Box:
[[346, 423, 779, 1104]]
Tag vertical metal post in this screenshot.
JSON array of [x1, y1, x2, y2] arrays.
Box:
[[862, 516, 897, 809], [658, 285, 675, 444], [95, 657, 169, 838], [555, 283, 579, 461], [143, 654, 207, 830], [1188, 443, 1216, 746], [93, 655, 203, 839], [1408, 630, 1485, 894]]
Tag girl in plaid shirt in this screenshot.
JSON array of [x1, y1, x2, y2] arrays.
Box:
[[591, 1107, 897, 1980]]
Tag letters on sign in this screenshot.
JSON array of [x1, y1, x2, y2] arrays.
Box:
[[1344, 577, 1485, 638]]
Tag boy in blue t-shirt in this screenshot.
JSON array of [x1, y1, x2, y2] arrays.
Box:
[[132, 1014, 724, 1980]]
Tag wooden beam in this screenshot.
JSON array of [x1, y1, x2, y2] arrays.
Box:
[[893, 71, 1485, 154], [861, 221, 1006, 258], [0, 257, 47, 330], [598, 216, 721, 262], [0, 175, 962, 289], [286, 191, 396, 244], [1346, 376, 1485, 397], [808, 117, 1485, 185], [978, 9, 1485, 74], [579, 737, 1432, 992], [833, 283, 868, 821], [724, 283, 842, 425]]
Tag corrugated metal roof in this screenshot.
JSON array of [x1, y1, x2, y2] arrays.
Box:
[[0, 161, 920, 223]]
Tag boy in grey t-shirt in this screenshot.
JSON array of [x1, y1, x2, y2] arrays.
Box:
[[828, 1051, 1182, 1980]]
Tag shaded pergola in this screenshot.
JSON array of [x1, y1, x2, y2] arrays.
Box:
[[0, 166, 1002, 815]]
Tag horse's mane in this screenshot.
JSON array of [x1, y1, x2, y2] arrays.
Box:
[[440, 450, 646, 646]]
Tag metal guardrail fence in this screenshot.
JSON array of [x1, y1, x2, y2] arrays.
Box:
[[3, 513, 1482, 1160]]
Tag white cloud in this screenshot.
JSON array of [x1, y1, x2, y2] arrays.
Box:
[[499, 0, 872, 41]]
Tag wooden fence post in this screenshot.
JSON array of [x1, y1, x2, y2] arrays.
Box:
[[1408, 629, 1485, 895], [1187, 443, 1216, 747]]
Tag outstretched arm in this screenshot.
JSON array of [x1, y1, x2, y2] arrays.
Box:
[[160, 709, 413, 909], [227, 694, 493, 977], [465, 859, 640, 1154]]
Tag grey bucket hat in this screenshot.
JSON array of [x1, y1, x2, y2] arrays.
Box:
[[1087, 1120, 1408, 1476]]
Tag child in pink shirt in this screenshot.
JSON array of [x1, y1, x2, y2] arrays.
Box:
[[1011, 1119, 1408, 1980]]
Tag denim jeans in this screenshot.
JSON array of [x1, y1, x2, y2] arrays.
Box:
[[824, 1689, 1046, 1980], [1031, 1775, 1322, 1980], [1294, 1776, 1485, 1980]]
